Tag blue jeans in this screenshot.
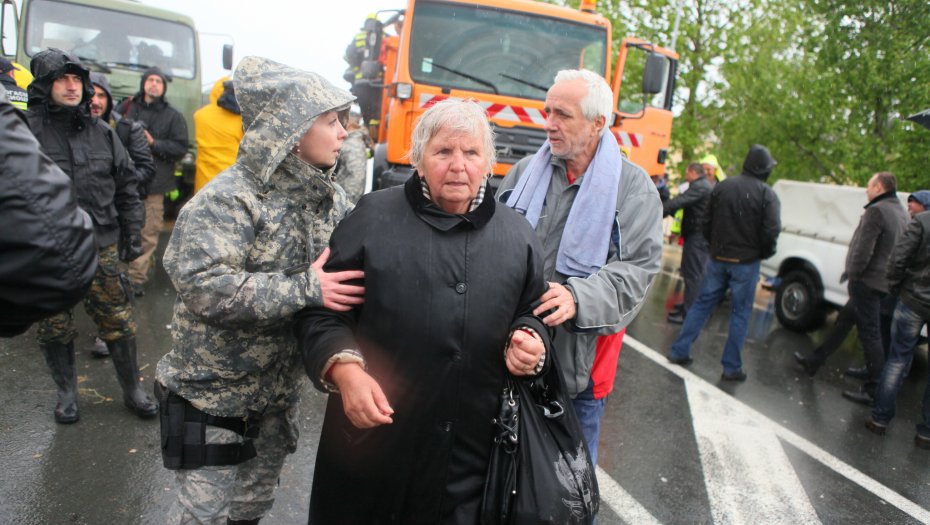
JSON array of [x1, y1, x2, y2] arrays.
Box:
[[669, 259, 761, 373], [572, 378, 606, 467], [872, 302, 925, 427]]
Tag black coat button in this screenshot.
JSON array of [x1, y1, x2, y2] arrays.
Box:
[[455, 283, 466, 294], [452, 352, 461, 362], [443, 422, 452, 432]]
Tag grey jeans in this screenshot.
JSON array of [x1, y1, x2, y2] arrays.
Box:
[[681, 234, 710, 314]]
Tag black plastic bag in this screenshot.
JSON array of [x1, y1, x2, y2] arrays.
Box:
[[481, 350, 599, 524]]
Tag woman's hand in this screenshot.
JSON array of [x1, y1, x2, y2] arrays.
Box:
[[330, 362, 394, 428], [312, 248, 365, 311], [506, 330, 544, 376]]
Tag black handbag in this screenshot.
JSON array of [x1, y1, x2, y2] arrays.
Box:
[[481, 350, 599, 525]]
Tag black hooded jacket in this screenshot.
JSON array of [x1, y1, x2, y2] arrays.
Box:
[[89, 72, 155, 196], [702, 145, 782, 264], [114, 67, 188, 196], [25, 48, 143, 249], [0, 85, 97, 337]]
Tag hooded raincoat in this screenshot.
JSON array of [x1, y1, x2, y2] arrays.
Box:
[[194, 77, 243, 193], [156, 57, 355, 418], [25, 49, 142, 250]]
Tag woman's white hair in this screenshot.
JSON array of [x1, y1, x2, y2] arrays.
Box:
[[553, 69, 613, 136], [408, 98, 497, 173]]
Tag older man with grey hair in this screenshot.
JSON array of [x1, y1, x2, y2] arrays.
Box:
[[497, 69, 663, 468]]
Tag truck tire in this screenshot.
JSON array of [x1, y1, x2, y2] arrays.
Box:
[[775, 270, 827, 331]]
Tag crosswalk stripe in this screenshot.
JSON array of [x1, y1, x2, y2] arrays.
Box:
[[596, 466, 664, 525], [623, 335, 930, 524], [687, 383, 821, 524]]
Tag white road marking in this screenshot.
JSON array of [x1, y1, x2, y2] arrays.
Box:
[[687, 383, 821, 524], [623, 335, 930, 524], [596, 465, 663, 525]]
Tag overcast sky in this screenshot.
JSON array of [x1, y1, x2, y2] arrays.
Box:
[[137, 0, 406, 91]]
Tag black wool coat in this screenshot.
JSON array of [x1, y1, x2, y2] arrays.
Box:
[[295, 173, 553, 524]]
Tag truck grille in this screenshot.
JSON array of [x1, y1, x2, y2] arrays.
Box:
[[492, 124, 548, 166]]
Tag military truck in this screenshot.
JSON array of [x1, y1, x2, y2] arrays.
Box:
[[1, 0, 233, 210]]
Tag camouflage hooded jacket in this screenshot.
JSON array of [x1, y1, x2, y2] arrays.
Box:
[[156, 57, 354, 417]]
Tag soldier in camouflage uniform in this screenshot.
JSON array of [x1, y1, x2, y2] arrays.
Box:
[[333, 126, 370, 204], [25, 49, 156, 424], [155, 56, 363, 525]]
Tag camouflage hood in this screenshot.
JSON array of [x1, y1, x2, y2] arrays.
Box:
[[234, 56, 354, 184]]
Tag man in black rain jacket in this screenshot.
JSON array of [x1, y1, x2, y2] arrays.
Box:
[[0, 85, 97, 337], [114, 67, 188, 293], [25, 48, 155, 424], [667, 145, 781, 381], [664, 162, 713, 323]]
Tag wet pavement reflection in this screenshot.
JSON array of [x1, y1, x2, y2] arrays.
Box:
[[1, 239, 929, 524]]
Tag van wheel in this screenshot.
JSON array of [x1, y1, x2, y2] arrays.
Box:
[[775, 270, 827, 331]]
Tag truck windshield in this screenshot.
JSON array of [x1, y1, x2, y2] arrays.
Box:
[[408, 2, 607, 100], [25, 0, 196, 79]]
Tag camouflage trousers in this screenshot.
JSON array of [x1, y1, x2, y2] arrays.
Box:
[[36, 244, 135, 344], [168, 405, 300, 525]]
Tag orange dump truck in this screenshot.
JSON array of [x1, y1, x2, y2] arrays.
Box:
[[359, 0, 678, 190]]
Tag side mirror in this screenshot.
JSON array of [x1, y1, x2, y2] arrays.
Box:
[[642, 53, 666, 95], [222, 44, 233, 70], [360, 60, 382, 81], [1, 0, 18, 57]]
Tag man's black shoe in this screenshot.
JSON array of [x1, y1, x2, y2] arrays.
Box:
[[132, 282, 145, 297], [915, 434, 930, 450], [842, 390, 875, 406], [721, 370, 747, 381], [864, 416, 887, 436], [667, 312, 686, 324], [793, 352, 821, 377], [670, 302, 684, 314], [667, 355, 694, 365], [844, 366, 869, 380]]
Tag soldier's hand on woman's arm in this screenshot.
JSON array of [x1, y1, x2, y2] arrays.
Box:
[[311, 247, 365, 311], [331, 362, 393, 428]]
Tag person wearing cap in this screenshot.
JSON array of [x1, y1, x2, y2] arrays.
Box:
[[114, 67, 189, 296], [0, 57, 28, 110], [667, 145, 781, 381], [24, 48, 153, 424]]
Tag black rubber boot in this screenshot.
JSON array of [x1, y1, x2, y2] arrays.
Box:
[[39, 342, 80, 424], [91, 336, 109, 358], [107, 337, 158, 418], [228, 518, 261, 525], [793, 352, 822, 377]]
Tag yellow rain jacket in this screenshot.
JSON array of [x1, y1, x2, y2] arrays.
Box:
[[12, 62, 33, 90], [194, 77, 243, 193]]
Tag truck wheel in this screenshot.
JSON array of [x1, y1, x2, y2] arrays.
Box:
[[775, 270, 827, 331]]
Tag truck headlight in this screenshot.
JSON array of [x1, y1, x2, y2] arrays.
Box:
[[394, 83, 413, 100]]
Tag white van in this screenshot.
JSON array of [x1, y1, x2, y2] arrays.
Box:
[[761, 180, 909, 331]]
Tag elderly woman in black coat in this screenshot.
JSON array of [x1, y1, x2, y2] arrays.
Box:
[[294, 98, 554, 524]]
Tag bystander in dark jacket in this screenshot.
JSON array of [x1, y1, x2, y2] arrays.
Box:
[[702, 145, 781, 264], [664, 163, 713, 321], [0, 57, 27, 110], [888, 211, 930, 318], [845, 190, 911, 293], [0, 86, 96, 337]]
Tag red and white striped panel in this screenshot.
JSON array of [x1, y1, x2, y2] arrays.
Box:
[[418, 94, 547, 126], [614, 130, 644, 148]]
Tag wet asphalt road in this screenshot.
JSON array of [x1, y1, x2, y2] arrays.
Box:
[[1, 236, 929, 524]]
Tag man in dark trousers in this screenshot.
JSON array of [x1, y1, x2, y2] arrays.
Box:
[[664, 162, 713, 323], [667, 145, 781, 381], [795, 172, 909, 404], [115, 67, 188, 296], [865, 203, 930, 445], [0, 57, 27, 110], [25, 49, 156, 423]]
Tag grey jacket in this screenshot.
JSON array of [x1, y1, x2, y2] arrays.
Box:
[[844, 191, 909, 293], [498, 154, 663, 397], [156, 57, 355, 417], [888, 211, 930, 318]]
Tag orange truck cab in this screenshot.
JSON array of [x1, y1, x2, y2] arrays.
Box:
[[360, 0, 678, 191]]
